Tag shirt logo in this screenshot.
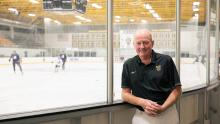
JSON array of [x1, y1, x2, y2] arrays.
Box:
[[156, 65, 161, 71], [131, 71, 136, 74]]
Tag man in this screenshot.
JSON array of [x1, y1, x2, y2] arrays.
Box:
[[121, 30, 182, 124], [59, 51, 67, 70], [9, 50, 23, 74]]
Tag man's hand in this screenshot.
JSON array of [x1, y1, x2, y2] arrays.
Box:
[[140, 99, 165, 116]]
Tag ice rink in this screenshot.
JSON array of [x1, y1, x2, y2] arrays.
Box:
[[0, 57, 208, 118]]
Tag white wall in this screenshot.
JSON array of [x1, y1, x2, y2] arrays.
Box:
[[0, 48, 45, 57], [45, 33, 72, 48]]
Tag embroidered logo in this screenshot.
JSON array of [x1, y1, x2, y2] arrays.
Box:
[[156, 65, 161, 71], [131, 71, 136, 74]]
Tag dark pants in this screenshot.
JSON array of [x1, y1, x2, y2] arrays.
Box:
[[62, 60, 66, 70], [13, 61, 22, 72]]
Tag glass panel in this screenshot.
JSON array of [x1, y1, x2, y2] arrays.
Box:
[[219, 0, 220, 77], [210, 0, 218, 82], [113, 0, 176, 100], [180, 0, 207, 90], [0, 0, 107, 116]]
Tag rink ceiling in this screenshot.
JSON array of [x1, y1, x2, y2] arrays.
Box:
[[0, 0, 206, 25]]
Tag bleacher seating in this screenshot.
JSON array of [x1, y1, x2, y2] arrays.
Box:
[[0, 36, 15, 47]]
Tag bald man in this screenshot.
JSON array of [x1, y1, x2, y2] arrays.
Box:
[[121, 30, 182, 124]]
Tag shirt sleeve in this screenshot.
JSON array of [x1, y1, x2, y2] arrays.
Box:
[[121, 62, 131, 88], [168, 57, 181, 88]]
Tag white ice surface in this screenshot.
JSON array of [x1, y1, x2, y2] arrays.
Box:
[[0, 60, 207, 117]]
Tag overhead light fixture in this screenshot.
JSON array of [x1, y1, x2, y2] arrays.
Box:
[[115, 16, 121, 19], [44, 17, 52, 22], [193, 8, 199, 11], [193, 2, 200, 6], [152, 13, 159, 18], [141, 20, 147, 23], [74, 22, 82, 25], [75, 15, 91, 22], [129, 19, 135, 22], [29, 0, 39, 4], [85, 19, 92, 22], [149, 9, 155, 13], [91, 3, 102, 9], [144, 4, 152, 10], [8, 8, 19, 16], [54, 20, 61, 24], [156, 17, 162, 20], [115, 19, 120, 22], [75, 15, 86, 20], [28, 13, 36, 17], [8, 8, 17, 12], [192, 3, 199, 11]]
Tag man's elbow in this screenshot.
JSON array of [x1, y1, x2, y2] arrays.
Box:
[[175, 85, 182, 98], [121, 91, 131, 102], [121, 91, 127, 101]]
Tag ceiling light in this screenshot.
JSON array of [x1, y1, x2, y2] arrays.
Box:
[[74, 22, 82, 25], [193, 8, 199, 11], [8, 8, 17, 12], [85, 19, 92, 22], [8, 8, 19, 16], [115, 19, 120, 22], [141, 20, 147, 23], [75, 15, 86, 20], [29, 0, 39, 4], [28, 13, 36, 17], [193, 2, 200, 6], [115, 16, 121, 19], [149, 9, 155, 13], [152, 13, 159, 18], [156, 17, 162, 20], [44, 17, 52, 22], [129, 19, 135, 22], [15, 21, 21, 24], [144, 4, 152, 10], [91, 3, 102, 9], [54, 20, 61, 24]]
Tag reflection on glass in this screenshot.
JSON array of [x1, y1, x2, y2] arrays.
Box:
[[113, 0, 176, 100], [0, 0, 107, 116], [180, 0, 207, 90], [210, 0, 218, 82]]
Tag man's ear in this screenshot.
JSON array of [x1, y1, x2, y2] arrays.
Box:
[[152, 40, 154, 46]]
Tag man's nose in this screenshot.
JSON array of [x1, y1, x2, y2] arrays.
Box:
[[140, 42, 145, 48]]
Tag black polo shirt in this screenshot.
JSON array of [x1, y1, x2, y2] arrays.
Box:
[[121, 50, 181, 111]]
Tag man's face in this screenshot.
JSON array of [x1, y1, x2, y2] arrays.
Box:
[[134, 33, 153, 58]]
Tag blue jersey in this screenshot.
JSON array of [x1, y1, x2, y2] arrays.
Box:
[[60, 54, 67, 61], [10, 53, 20, 62]]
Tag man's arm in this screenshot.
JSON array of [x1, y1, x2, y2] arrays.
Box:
[[122, 88, 161, 116], [122, 88, 144, 107], [160, 85, 182, 112]]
